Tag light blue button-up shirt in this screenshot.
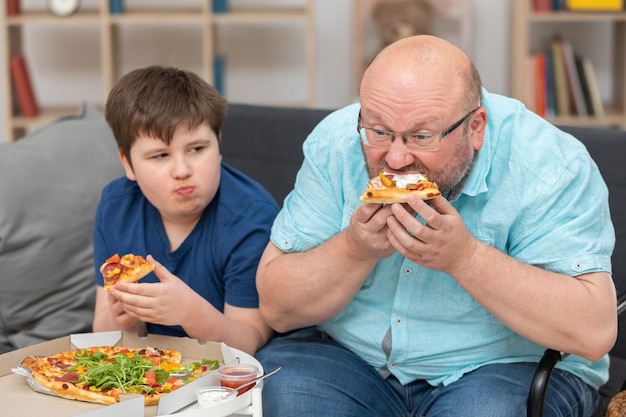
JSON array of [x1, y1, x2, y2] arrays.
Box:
[[270, 90, 614, 388]]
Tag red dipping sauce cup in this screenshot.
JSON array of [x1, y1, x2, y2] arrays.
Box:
[[216, 364, 259, 395]]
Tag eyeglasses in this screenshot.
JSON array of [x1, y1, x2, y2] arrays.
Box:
[[357, 108, 478, 152]]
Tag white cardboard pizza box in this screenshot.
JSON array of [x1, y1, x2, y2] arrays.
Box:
[[0, 331, 263, 417]]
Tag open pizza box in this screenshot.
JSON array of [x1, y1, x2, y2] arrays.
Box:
[[0, 331, 263, 417]]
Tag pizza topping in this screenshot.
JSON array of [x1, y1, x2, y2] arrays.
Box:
[[381, 171, 430, 189], [105, 266, 124, 278], [174, 359, 220, 378], [57, 372, 80, 382], [379, 172, 394, 187], [104, 253, 121, 264], [66, 349, 161, 393], [101, 263, 126, 285]]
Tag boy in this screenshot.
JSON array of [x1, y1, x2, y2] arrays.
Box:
[[92, 66, 277, 355]]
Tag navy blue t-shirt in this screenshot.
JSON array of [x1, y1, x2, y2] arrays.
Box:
[[94, 163, 278, 337]]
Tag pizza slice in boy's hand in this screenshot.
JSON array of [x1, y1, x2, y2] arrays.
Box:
[[360, 172, 441, 204], [100, 253, 154, 291]]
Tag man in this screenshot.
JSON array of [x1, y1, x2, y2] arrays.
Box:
[[255, 35, 617, 416], [92, 66, 276, 355]]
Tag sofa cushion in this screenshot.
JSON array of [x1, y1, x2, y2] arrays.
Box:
[[0, 103, 123, 349], [221, 104, 332, 206]]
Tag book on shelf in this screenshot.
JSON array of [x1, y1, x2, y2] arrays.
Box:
[[566, 0, 623, 11], [534, 52, 548, 116], [533, 0, 568, 11], [526, 54, 537, 114], [533, 51, 557, 117], [7, 0, 20, 16], [575, 56, 594, 116], [544, 52, 556, 117], [533, 0, 552, 12], [9, 55, 39, 118], [213, 0, 229, 13], [550, 38, 570, 117], [533, 0, 623, 11], [110, 0, 123, 15], [579, 56, 605, 118], [560, 37, 588, 116], [213, 56, 225, 95]]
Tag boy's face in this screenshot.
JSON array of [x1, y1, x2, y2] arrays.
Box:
[[119, 122, 221, 225]]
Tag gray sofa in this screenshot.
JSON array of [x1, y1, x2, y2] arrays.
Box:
[[0, 102, 624, 415]]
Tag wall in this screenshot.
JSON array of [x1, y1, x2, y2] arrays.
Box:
[[0, 0, 511, 141]]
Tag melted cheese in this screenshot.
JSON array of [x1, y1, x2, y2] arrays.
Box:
[[383, 172, 428, 188]]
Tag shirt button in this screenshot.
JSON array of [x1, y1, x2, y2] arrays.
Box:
[[396, 317, 402, 325], [390, 363, 397, 368], [404, 267, 412, 275]]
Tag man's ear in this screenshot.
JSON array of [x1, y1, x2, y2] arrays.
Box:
[[469, 107, 487, 151], [118, 149, 137, 181]]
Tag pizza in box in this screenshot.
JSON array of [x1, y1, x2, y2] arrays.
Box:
[[14, 345, 219, 406]]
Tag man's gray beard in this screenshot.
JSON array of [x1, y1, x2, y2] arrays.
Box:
[[444, 155, 475, 201]]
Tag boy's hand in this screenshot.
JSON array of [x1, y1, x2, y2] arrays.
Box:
[[108, 255, 203, 327], [105, 290, 142, 330]]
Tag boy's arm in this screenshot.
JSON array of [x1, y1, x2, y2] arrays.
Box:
[[180, 299, 273, 356], [101, 260, 274, 355]]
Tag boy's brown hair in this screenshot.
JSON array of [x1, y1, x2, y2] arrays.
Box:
[[105, 65, 228, 164]]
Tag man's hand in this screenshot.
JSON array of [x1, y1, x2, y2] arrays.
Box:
[[386, 195, 480, 275], [348, 202, 397, 260]]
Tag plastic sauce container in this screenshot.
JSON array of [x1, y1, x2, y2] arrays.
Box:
[[216, 364, 259, 395], [195, 386, 238, 408]]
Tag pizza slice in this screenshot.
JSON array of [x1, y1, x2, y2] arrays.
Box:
[[100, 253, 154, 291], [360, 172, 441, 204]]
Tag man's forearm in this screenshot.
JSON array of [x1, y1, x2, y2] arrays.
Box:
[[257, 232, 378, 333], [453, 241, 617, 360]]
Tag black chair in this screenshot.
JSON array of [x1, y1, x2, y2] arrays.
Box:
[[528, 125, 626, 417]]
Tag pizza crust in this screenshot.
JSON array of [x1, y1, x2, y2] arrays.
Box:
[[360, 187, 440, 203], [144, 393, 164, 406], [37, 376, 118, 405]]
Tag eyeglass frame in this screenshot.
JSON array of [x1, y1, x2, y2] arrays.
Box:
[[356, 107, 479, 152]]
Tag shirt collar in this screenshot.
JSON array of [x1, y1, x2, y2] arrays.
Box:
[[448, 95, 492, 201]]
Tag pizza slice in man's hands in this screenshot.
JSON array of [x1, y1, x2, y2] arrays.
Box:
[[360, 172, 441, 204]]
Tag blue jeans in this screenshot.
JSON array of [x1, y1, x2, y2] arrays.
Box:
[[256, 328, 598, 417]]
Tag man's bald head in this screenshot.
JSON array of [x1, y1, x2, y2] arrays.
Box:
[[360, 35, 481, 111]]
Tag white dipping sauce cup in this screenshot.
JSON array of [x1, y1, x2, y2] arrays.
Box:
[[195, 386, 237, 408]]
